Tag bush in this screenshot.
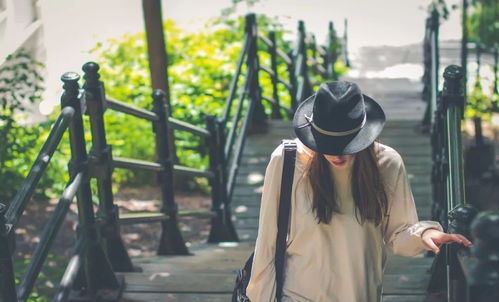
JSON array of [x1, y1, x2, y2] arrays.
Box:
[[2, 16, 346, 200], [88, 16, 301, 190], [0, 51, 45, 201]]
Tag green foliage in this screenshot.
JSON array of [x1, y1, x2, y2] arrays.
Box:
[[464, 0, 498, 119], [14, 253, 66, 302], [465, 80, 492, 119], [465, 65, 499, 119], [89, 16, 320, 189], [0, 51, 46, 201], [2, 15, 345, 199], [468, 0, 499, 47]]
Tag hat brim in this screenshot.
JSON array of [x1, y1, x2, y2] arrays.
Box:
[[293, 93, 386, 155]]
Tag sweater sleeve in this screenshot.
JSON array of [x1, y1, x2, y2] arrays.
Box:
[[246, 145, 284, 302], [382, 151, 443, 257]]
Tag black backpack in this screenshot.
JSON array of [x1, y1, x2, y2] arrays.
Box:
[[232, 140, 297, 302]]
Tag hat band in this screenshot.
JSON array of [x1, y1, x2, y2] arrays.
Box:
[[303, 113, 367, 137]]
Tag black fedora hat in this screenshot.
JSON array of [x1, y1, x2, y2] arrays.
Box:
[[293, 81, 386, 155]]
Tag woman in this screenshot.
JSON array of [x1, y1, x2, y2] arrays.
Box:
[[246, 81, 472, 302]]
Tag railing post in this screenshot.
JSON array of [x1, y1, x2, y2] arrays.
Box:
[[61, 72, 123, 300], [327, 21, 338, 80], [268, 31, 282, 120], [247, 14, 267, 133], [430, 9, 440, 130], [343, 19, 350, 68], [82, 62, 134, 272], [151, 89, 189, 255], [207, 115, 238, 242], [468, 211, 499, 301], [0, 203, 17, 302], [494, 46, 498, 95], [310, 34, 318, 76], [442, 65, 466, 212], [461, 0, 468, 102], [421, 17, 433, 132], [217, 118, 238, 240], [295, 20, 312, 103], [288, 50, 298, 112], [431, 100, 449, 226], [448, 204, 478, 302]]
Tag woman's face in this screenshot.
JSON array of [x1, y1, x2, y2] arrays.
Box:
[[298, 139, 356, 169], [323, 154, 355, 169]]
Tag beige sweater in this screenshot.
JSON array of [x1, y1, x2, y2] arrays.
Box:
[[246, 139, 442, 302]]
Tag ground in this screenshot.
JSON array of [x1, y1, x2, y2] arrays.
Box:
[[13, 187, 211, 297]]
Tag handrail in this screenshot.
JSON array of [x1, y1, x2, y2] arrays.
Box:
[[113, 156, 164, 172], [18, 172, 84, 301], [259, 65, 275, 77], [173, 164, 215, 179], [276, 48, 292, 65], [224, 69, 251, 161], [6, 106, 75, 228], [0, 13, 341, 301], [106, 97, 159, 121], [221, 32, 250, 126], [258, 33, 273, 47], [169, 117, 211, 137], [424, 10, 499, 298], [53, 236, 85, 302], [258, 33, 293, 64]]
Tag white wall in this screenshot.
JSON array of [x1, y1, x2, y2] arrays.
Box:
[[0, 0, 44, 64]]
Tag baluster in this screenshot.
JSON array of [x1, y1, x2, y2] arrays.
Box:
[[207, 115, 238, 242], [442, 65, 466, 211], [343, 19, 350, 68], [152, 90, 189, 255], [0, 203, 17, 302], [288, 50, 298, 113], [421, 17, 433, 132], [61, 72, 123, 300], [296, 20, 311, 102], [461, 0, 469, 101], [310, 34, 317, 75], [269, 31, 282, 120], [217, 118, 238, 240], [494, 46, 498, 95], [247, 14, 267, 133], [327, 21, 338, 80], [82, 62, 134, 272]]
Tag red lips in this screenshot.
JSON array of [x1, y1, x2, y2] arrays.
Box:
[[331, 159, 346, 166]]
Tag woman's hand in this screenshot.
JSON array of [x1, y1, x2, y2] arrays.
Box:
[[421, 228, 472, 255]]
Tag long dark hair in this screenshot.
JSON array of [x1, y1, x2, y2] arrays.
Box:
[[305, 143, 388, 225]]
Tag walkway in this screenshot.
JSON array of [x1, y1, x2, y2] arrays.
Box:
[[120, 72, 434, 301]]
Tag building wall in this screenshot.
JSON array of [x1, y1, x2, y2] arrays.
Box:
[[0, 0, 45, 123]]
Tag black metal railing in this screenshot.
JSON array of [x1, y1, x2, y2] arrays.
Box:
[[0, 13, 343, 301], [425, 66, 499, 302], [1, 73, 124, 302], [422, 9, 440, 132]]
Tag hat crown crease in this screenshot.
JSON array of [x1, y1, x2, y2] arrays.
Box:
[[313, 82, 366, 132]]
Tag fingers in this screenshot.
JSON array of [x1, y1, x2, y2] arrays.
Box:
[[454, 234, 473, 247], [422, 237, 440, 254], [441, 233, 473, 247]]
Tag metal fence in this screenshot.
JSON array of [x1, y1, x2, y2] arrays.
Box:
[[0, 13, 345, 301], [423, 9, 499, 302]]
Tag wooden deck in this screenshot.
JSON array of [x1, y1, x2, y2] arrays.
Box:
[[120, 77, 434, 301]]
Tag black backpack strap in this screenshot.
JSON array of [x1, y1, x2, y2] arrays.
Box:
[[275, 139, 297, 302]]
